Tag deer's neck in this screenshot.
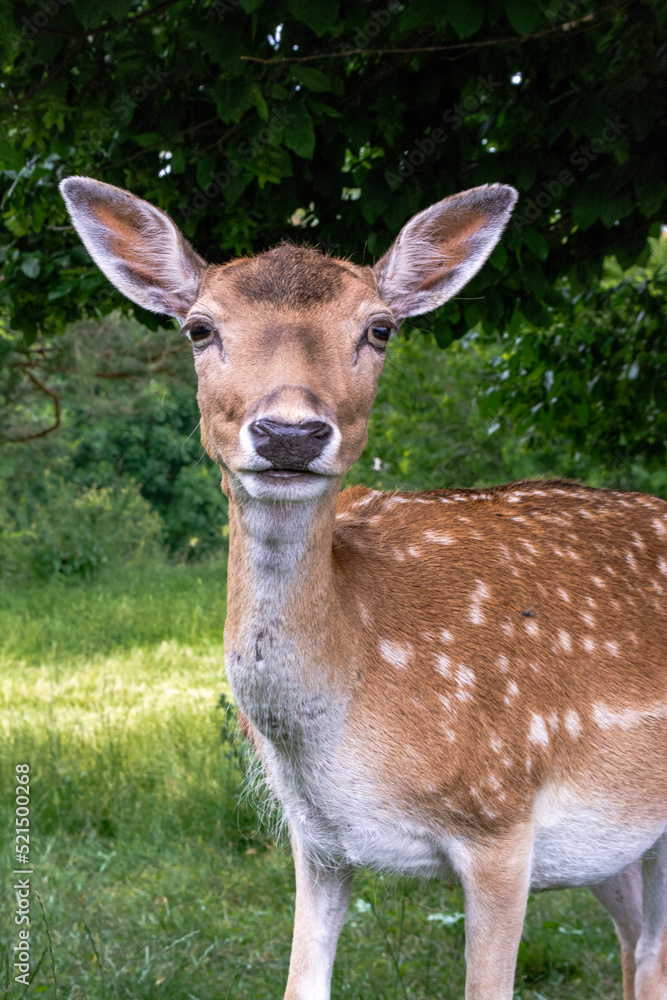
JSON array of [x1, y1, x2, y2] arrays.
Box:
[[223, 480, 344, 744]]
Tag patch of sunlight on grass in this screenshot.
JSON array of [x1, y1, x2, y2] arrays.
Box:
[[0, 639, 227, 738]]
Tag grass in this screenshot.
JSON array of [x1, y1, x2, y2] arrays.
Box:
[[0, 560, 623, 999]]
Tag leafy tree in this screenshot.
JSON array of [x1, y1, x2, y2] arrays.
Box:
[[0, 0, 665, 507], [0, 315, 228, 557], [482, 235, 667, 486], [0, 0, 664, 349]]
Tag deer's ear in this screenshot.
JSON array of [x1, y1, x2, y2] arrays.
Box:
[[374, 183, 518, 321], [60, 176, 207, 322]]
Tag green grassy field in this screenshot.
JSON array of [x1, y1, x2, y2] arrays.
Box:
[[1, 561, 623, 999]]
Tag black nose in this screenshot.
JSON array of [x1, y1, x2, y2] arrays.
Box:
[[249, 419, 333, 470]]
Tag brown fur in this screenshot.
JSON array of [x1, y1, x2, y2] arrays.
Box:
[[331, 481, 667, 832]]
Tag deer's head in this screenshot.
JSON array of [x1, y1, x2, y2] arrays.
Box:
[[61, 178, 516, 504]]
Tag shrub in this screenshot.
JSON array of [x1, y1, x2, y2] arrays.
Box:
[[0, 479, 164, 581]]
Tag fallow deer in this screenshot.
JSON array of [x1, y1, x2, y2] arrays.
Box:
[[61, 175, 667, 1000]]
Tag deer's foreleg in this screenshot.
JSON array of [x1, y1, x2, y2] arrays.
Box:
[[284, 828, 353, 1000], [455, 825, 533, 1000]]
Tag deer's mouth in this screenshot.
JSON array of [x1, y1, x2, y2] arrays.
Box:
[[259, 468, 322, 479]]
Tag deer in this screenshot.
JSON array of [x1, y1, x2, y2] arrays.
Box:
[[60, 174, 667, 1000]]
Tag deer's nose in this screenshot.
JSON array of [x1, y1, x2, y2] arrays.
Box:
[[249, 419, 333, 470]]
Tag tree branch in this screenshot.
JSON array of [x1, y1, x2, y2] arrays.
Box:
[[39, 0, 184, 39], [3, 370, 61, 443], [240, 1, 632, 65]]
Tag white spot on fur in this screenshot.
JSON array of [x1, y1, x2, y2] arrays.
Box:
[[652, 518, 667, 539], [434, 653, 452, 678], [456, 663, 475, 688], [625, 550, 638, 573], [424, 530, 454, 545], [591, 701, 667, 730], [557, 587, 571, 603], [581, 611, 596, 628], [468, 579, 490, 625], [524, 619, 539, 637], [528, 713, 550, 748], [490, 734, 502, 754], [441, 628, 453, 643], [501, 621, 515, 638], [582, 636, 596, 653], [591, 575, 606, 588], [393, 549, 405, 562], [407, 546, 422, 558], [354, 491, 381, 507], [564, 709, 582, 739], [657, 557, 667, 576], [557, 630, 572, 654], [497, 654, 509, 672], [379, 638, 412, 670], [604, 639, 620, 657], [359, 603, 371, 627], [504, 680, 519, 704]]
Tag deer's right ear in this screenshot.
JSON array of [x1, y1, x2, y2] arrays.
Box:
[[60, 176, 207, 322]]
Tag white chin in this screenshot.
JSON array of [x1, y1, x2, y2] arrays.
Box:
[[236, 471, 335, 502]]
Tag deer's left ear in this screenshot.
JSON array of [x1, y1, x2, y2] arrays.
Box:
[[374, 183, 518, 321], [60, 176, 207, 321]]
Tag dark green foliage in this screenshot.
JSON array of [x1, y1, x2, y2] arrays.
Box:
[[0, 477, 163, 579], [0, 314, 227, 561], [482, 235, 667, 491], [0, 0, 665, 348]]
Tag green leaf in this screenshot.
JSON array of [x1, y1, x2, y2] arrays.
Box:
[[251, 83, 269, 122], [73, 0, 111, 28], [287, 0, 339, 35], [21, 254, 40, 279], [505, 0, 540, 34], [399, 0, 445, 31], [134, 133, 162, 148], [433, 319, 454, 349], [522, 227, 548, 261], [106, 0, 133, 19], [282, 103, 316, 159], [290, 67, 332, 93], [445, 0, 484, 39], [196, 154, 216, 190], [488, 244, 508, 271], [170, 148, 186, 174]]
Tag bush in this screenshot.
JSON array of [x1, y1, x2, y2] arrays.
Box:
[[0, 479, 164, 580]]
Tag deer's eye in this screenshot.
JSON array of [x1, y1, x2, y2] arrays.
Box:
[[365, 324, 394, 351], [186, 323, 216, 349]]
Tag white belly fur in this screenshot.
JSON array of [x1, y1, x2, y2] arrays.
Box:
[[262, 745, 665, 888]]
